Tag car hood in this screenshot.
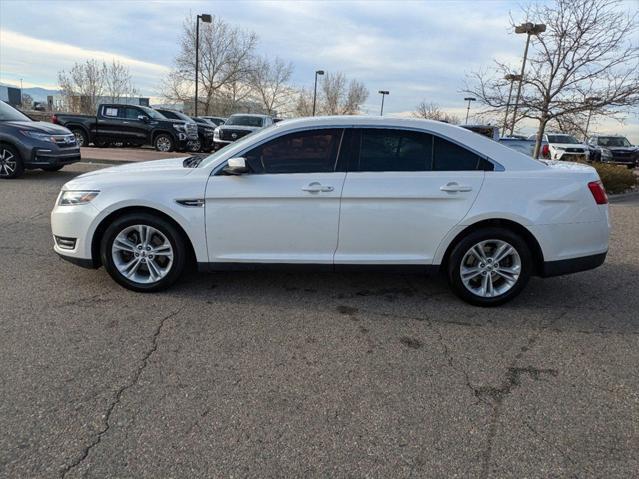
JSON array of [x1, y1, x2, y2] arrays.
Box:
[[606, 147, 638, 152], [218, 125, 260, 132], [550, 143, 587, 149], [5, 120, 71, 134], [63, 157, 194, 189]]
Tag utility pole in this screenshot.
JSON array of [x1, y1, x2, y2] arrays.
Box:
[[379, 90, 389, 115], [509, 22, 546, 135], [464, 97, 476, 124], [501, 74, 521, 137], [312, 70, 324, 116], [583, 96, 602, 141], [194, 14, 212, 116]]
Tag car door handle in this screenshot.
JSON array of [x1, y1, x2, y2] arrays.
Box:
[[440, 182, 473, 192], [302, 182, 334, 193]]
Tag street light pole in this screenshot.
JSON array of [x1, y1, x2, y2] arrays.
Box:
[[464, 97, 476, 124], [509, 22, 546, 136], [501, 74, 521, 137], [583, 96, 602, 142], [312, 70, 324, 116], [379, 90, 389, 115], [194, 13, 212, 117]]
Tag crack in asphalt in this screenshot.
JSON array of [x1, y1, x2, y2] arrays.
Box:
[[477, 310, 567, 479], [521, 419, 581, 478], [59, 306, 183, 478]]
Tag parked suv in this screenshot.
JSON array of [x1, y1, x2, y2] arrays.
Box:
[[154, 108, 215, 153], [527, 133, 589, 161], [213, 113, 273, 150], [53, 104, 198, 152], [0, 100, 80, 179], [588, 135, 638, 169]]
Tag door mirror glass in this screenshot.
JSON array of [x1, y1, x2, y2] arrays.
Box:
[[138, 115, 149, 122], [223, 157, 249, 175]]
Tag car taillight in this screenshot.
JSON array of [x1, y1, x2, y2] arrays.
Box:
[[588, 181, 608, 205], [51, 114, 58, 124], [541, 144, 549, 158]]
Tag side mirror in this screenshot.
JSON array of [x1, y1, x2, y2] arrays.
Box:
[[223, 157, 249, 175], [138, 115, 149, 122]]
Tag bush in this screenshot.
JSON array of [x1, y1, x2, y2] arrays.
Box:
[[590, 162, 637, 194]]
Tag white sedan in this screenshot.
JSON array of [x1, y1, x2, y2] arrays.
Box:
[[51, 117, 610, 306]]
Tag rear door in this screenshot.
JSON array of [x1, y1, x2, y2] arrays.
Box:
[[204, 128, 346, 264], [96, 105, 124, 142], [334, 128, 488, 265]]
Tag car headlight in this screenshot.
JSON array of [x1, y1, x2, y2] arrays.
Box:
[[59, 190, 99, 206], [173, 123, 186, 131], [214, 128, 220, 139], [555, 146, 565, 150], [20, 130, 55, 142]]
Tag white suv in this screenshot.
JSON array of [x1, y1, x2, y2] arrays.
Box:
[[528, 133, 590, 161], [51, 117, 610, 306]]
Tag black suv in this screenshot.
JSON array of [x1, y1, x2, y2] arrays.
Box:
[[155, 109, 215, 152], [0, 101, 80, 179], [588, 135, 638, 169]]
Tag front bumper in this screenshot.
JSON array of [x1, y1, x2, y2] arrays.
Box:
[[51, 201, 100, 267], [26, 147, 81, 169]]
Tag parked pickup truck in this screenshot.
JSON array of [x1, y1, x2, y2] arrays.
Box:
[[52, 104, 199, 152]]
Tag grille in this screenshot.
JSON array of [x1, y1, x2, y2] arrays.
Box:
[[186, 123, 199, 139], [51, 134, 77, 147], [565, 148, 584, 153], [221, 129, 251, 141]]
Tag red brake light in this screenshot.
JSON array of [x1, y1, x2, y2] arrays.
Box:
[[588, 181, 608, 205], [51, 114, 58, 124], [541, 144, 549, 157]]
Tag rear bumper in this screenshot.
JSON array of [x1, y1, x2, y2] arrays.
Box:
[[540, 251, 607, 277]]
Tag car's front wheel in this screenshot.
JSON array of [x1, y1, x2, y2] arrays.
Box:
[[0, 144, 24, 179], [100, 213, 186, 292], [447, 227, 532, 306], [71, 128, 88, 147], [154, 134, 174, 152]]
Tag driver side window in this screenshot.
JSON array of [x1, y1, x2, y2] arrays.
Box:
[[243, 129, 342, 174]]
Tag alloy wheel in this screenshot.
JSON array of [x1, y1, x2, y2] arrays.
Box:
[[73, 130, 85, 147], [0, 148, 17, 177], [111, 224, 174, 284], [156, 136, 171, 152], [459, 239, 521, 298]]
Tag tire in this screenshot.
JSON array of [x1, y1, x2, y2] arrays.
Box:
[[154, 133, 174, 152], [0, 144, 24, 179], [71, 128, 88, 147], [41, 165, 64, 172], [447, 227, 532, 306], [187, 138, 202, 152], [100, 213, 187, 292]]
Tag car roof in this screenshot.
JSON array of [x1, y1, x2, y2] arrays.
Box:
[[235, 116, 547, 171], [229, 113, 271, 118]]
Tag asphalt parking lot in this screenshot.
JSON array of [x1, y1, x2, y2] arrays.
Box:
[[1, 163, 638, 478]]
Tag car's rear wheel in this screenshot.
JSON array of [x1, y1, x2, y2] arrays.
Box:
[[71, 128, 88, 147], [154, 134, 174, 152], [100, 213, 186, 292], [0, 144, 24, 179], [447, 227, 532, 306]]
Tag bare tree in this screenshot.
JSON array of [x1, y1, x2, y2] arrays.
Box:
[[413, 101, 461, 124], [466, 0, 639, 156], [318, 72, 369, 115], [163, 14, 258, 115], [58, 60, 106, 113], [250, 56, 294, 116], [293, 88, 314, 117], [20, 93, 34, 109], [104, 60, 137, 102]]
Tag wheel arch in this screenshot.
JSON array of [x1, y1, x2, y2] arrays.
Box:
[[65, 123, 91, 138], [438, 218, 545, 275], [90, 206, 197, 268], [152, 129, 177, 144]]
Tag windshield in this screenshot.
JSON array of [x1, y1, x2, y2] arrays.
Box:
[[548, 134, 579, 144], [226, 115, 264, 127], [167, 110, 194, 123], [0, 101, 31, 122], [597, 136, 631, 147], [139, 106, 165, 120]]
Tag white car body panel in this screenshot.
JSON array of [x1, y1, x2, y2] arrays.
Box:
[[51, 116, 610, 278]]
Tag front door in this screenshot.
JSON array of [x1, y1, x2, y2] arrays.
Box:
[[205, 128, 346, 264], [334, 128, 488, 265]]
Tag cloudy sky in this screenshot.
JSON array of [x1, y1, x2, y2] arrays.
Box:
[[1, 0, 637, 140]]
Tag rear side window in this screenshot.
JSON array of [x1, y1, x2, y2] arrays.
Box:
[[244, 129, 342, 174], [433, 136, 492, 171], [357, 129, 433, 172], [103, 106, 120, 117]]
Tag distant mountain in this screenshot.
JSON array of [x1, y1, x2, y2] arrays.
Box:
[[23, 87, 60, 102]]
